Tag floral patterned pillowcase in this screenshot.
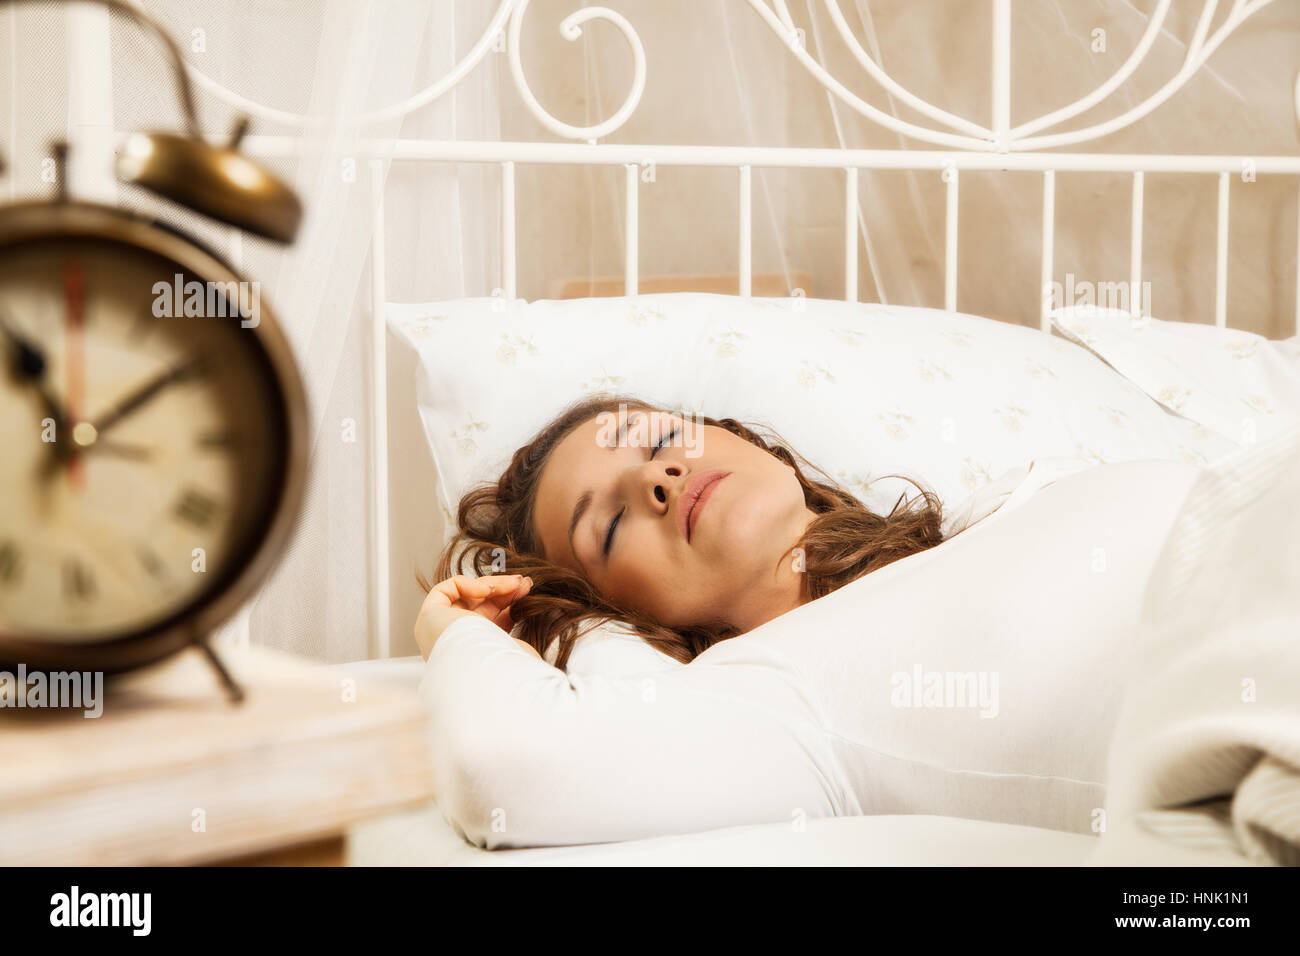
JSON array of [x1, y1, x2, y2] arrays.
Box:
[[1051, 306, 1300, 447], [389, 293, 1237, 543]]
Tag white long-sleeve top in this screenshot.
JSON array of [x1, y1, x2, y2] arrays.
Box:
[[422, 612, 859, 847], [418, 456, 1184, 849]]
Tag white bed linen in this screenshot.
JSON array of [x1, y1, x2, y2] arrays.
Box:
[[1051, 306, 1300, 445], [347, 803, 1096, 866], [389, 294, 1233, 534], [1088, 425, 1300, 866]]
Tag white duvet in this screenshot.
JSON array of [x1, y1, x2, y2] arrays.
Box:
[[1089, 425, 1300, 866]]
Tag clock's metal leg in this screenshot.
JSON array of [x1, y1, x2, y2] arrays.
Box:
[[195, 637, 245, 705]]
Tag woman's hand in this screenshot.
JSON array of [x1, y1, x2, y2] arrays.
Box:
[[415, 573, 533, 660]]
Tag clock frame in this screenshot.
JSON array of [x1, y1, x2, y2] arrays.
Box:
[[0, 199, 308, 675]]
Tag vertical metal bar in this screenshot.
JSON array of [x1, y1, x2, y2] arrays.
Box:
[[1215, 171, 1229, 329], [8, 5, 17, 201], [625, 163, 638, 296], [1130, 171, 1144, 319], [992, 0, 1011, 151], [844, 167, 858, 302], [1040, 170, 1055, 332], [501, 160, 516, 300], [368, 159, 391, 660], [739, 164, 752, 297], [66, 2, 115, 203], [945, 168, 959, 311]]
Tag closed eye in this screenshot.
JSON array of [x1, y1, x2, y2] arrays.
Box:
[[604, 422, 680, 559], [603, 507, 623, 559], [651, 425, 679, 458]]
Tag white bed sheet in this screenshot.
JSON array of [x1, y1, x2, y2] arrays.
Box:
[[347, 801, 1096, 866]]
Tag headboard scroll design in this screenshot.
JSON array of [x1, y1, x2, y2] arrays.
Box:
[[744, 0, 1285, 153], [180, 0, 1292, 149]]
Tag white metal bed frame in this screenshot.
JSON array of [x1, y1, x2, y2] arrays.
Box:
[[221, 0, 1300, 657]]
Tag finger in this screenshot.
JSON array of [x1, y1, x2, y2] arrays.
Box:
[[472, 593, 514, 620], [434, 575, 476, 604], [464, 589, 526, 640], [466, 574, 529, 610], [480, 573, 526, 594], [450, 574, 498, 610], [477, 576, 532, 614], [491, 574, 531, 597], [431, 577, 486, 613], [423, 580, 458, 611]]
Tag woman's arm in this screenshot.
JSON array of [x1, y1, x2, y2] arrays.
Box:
[[418, 612, 852, 849]]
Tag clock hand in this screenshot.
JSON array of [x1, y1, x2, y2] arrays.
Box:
[[95, 440, 156, 461], [83, 355, 203, 440], [63, 260, 85, 488], [38, 355, 185, 476], [0, 307, 46, 377], [0, 306, 70, 428], [36, 436, 156, 480]]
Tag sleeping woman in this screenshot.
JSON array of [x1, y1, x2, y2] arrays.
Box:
[[414, 393, 1201, 849], [416, 393, 945, 668]]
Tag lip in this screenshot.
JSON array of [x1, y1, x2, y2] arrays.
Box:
[[679, 470, 728, 543]]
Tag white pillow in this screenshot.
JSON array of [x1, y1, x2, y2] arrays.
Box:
[[420, 457, 1203, 846], [389, 294, 1234, 541], [1051, 305, 1300, 445]]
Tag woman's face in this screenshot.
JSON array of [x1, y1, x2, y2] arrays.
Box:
[[533, 406, 815, 632]]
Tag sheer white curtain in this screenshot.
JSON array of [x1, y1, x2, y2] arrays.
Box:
[[173, 0, 503, 662]]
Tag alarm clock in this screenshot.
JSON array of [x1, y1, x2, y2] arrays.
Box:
[[0, 0, 307, 695]]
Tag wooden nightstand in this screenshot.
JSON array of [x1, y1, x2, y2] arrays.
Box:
[[0, 645, 434, 866]]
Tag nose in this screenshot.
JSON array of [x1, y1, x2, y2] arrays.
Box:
[[636, 456, 685, 514]]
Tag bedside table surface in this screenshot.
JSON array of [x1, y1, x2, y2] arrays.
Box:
[[0, 645, 435, 866]]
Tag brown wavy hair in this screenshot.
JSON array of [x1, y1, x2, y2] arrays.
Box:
[[423, 394, 945, 669]]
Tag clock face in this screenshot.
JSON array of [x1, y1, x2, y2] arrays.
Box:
[[0, 233, 291, 643]]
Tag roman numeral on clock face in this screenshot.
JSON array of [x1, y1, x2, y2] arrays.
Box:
[[63, 558, 95, 601], [137, 545, 167, 580], [174, 488, 219, 527], [0, 541, 20, 585], [196, 430, 235, 451]]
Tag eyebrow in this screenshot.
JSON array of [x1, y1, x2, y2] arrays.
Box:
[[567, 489, 593, 571], [566, 412, 640, 567]]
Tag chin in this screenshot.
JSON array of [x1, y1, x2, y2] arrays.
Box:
[[701, 475, 805, 568]]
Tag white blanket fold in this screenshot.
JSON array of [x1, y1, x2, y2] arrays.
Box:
[[1091, 425, 1300, 866]]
